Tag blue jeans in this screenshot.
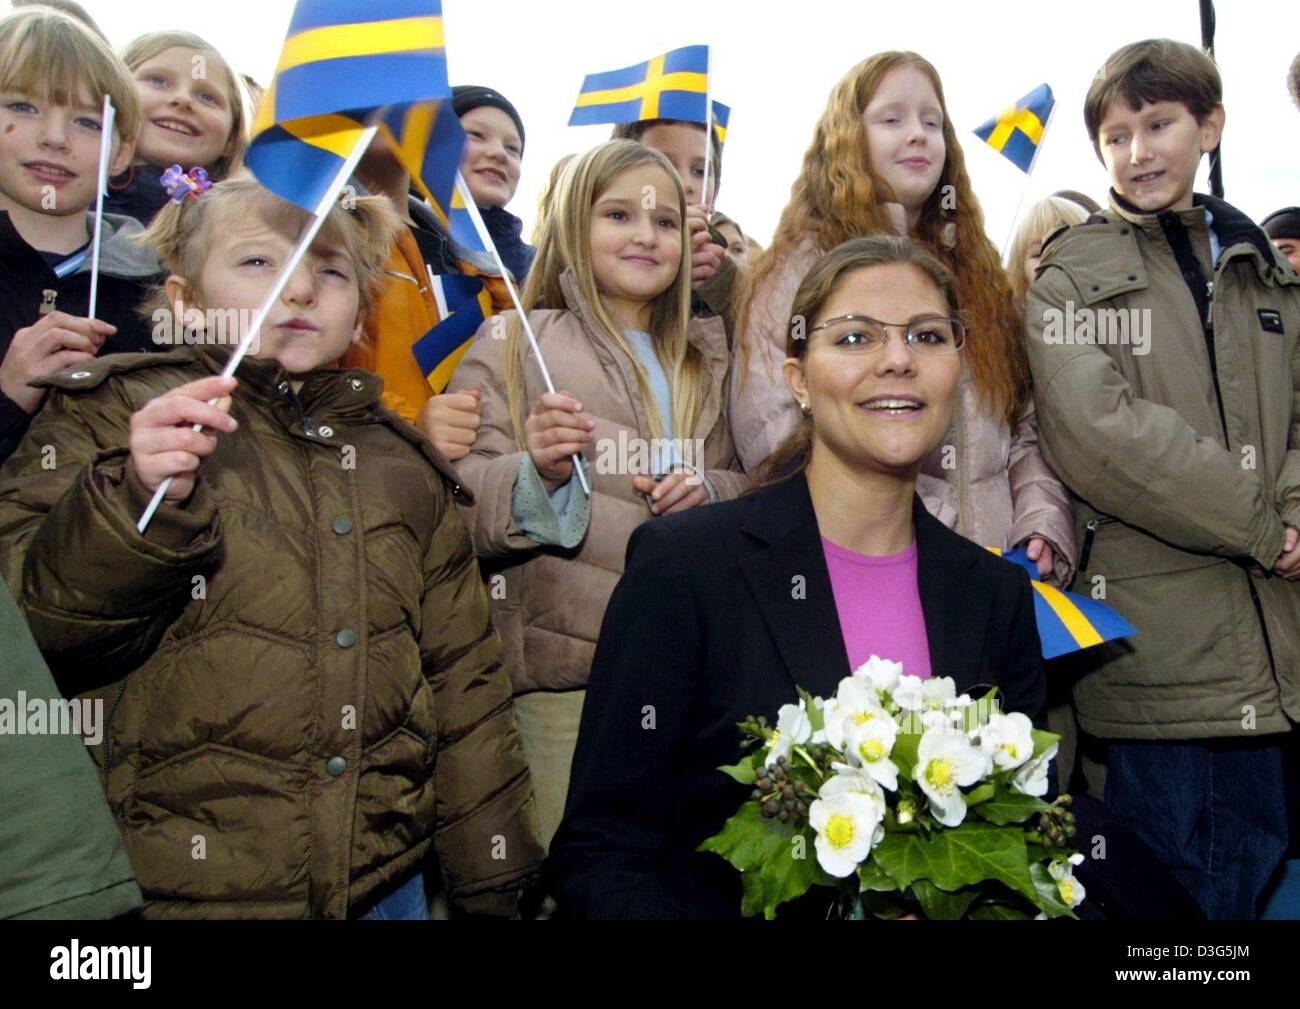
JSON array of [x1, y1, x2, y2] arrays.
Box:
[[356, 870, 428, 920], [1104, 738, 1288, 920]]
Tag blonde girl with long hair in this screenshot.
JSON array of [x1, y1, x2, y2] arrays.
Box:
[[447, 140, 748, 846], [734, 51, 1075, 583]]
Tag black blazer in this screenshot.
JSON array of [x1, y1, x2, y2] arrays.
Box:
[[546, 473, 1048, 920]]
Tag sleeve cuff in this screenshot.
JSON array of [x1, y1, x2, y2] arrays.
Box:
[[510, 454, 591, 549]]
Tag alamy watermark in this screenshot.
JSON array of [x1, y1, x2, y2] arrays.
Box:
[[1041, 301, 1151, 356], [0, 693, 103, 745], [594, 430, 707, 485], [151, 301, 260, 352]]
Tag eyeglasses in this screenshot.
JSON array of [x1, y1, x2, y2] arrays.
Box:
[[807, 314, 968, 356]]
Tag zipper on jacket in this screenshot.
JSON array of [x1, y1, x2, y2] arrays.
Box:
[[1078, 516, 1118, 572], [101, 679, 128, 776], [1158, 213, 1229, 440], [279, 380, 315, 437]]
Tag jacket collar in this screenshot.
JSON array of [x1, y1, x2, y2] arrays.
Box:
[[188, 342, 385, 418], [0, 209, 159, 280], [737, 473, 989, 698], [557, 269, 730, 403], [1108, 189, 1279, 273]]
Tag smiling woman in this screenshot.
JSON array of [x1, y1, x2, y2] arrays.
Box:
[[546, 235, 1050, 919]]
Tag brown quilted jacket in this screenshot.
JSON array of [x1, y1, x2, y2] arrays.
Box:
[[0, 343, 543, 918]]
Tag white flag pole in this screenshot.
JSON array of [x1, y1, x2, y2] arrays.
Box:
[[426, 264, 449, 319], [999, 101, 1056, 262], [87, 95, 116, 319], [137, 126, 380, 533], [454, 171, 591, 496], [701, 48, 713, 210]]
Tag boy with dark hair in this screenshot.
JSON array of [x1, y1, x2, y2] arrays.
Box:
[[0, 7, 160, 462], [1024, 38, 1300, 919]]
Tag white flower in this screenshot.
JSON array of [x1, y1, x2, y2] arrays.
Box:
[[978, 712, 1036, 771], [1010, 740, 1058, 797], [1049, 853, 1087, 908], [765, 701, 811, 767], [893, 674, 925, 711], [852, 655, 903, 695], [915, 728, 990, 827], [921, 678, 957, 706], [809, 777, 886, 877], [823, 677, 892, 751], [843, 715, 900, 791]]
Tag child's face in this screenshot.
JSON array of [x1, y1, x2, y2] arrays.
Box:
[[717, 222, 749, 266], [0, 86, 133, 218], [459, 106, 522, 208], [133, 46, 235, 170], [589, 163, 683, 314], [1096, 98, 1223, 213], [1271, 237, 1300, 273], [172, 208, 363, 375], [863, 65, 946, 216], [639, 122, 715, 207], [785, 263, 961, 478]]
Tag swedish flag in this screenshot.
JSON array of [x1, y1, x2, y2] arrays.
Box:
[[412, 275, 493, 392], [711, 100, 730, 149], [375, 99, 483, 252], [973, 84, 1055, 174], [569, 45, 711, 127], [247, 0, 450, 211], [988, 546, 1136, 660]]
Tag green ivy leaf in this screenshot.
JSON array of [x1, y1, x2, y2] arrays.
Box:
[[718, 752, 760, 786], [697, 802, 832, 919], [970, 783, 1052, 825], [1031, 728, 1061, 759], [965, 781, 996, 807], [911, 879, 980, 920], [797, 688, 825, 733], [1027, 861, 1078, 919], [870, 822, 1038, 907], [857, 857, 899, 892]]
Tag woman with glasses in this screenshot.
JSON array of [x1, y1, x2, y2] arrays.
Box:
[[546, 236, 1048, 919]]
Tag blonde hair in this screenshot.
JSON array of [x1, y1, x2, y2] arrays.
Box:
[[532, 152, 576, 245], [140, 173, 400, 327], [740, 51, 1029, 427], [122, 31, 250, 180], [1005, 196, 1088, 304], [0, 7, 141, 142], [504, 140, 701, 446]]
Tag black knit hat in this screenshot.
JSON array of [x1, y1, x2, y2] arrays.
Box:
[[452, 85, 525, 153], [1262, 207, 1300, 241]]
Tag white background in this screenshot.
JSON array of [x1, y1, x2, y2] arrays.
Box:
[[46, 0, 1300, 249]]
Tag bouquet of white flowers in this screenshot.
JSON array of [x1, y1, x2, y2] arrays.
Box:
[[698, 656, 1085, 919]]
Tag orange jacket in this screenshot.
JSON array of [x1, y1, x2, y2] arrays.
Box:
[[344, 226, 511, 423]]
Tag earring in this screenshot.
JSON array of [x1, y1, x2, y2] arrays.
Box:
[[799, 401, 811, 417]]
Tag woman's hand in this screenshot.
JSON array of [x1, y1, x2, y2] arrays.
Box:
[[129, 375, 237, 505], [1025, 537, 1054, 580], [0, 312, 112, 413], [632, 469, 709, 515], [524, 390, 594, 492], [416, 389, 481, 462]]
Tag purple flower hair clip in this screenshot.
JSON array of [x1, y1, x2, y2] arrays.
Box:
[[161, 165, 213, 204]]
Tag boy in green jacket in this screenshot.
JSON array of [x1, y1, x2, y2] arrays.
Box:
[[1024, 38, 1300, 920]]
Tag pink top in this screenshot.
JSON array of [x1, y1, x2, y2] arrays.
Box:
[[821, 537, 932, 679]]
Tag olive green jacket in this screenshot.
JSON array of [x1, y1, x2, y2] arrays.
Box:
[[1025, 192, 1300, 739]]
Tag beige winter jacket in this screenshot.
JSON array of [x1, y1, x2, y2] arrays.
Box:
[[448, 273, 749, 695], [1025, 193, 1300, 740], [732, 230, 1076, 583]]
